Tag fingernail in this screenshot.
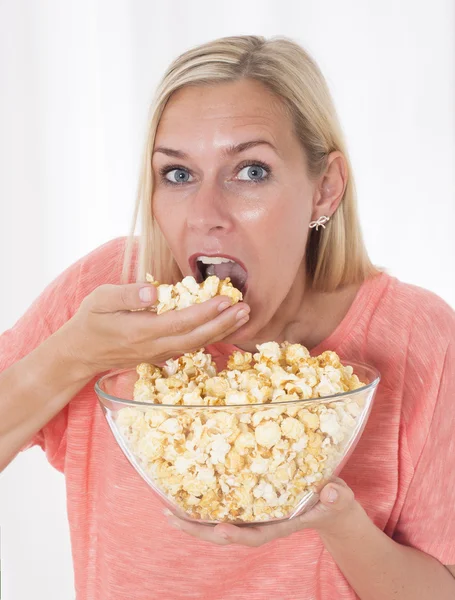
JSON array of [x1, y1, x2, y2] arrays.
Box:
[[236, 309, 250, 321], [139, 286, 154, 303], [163, 508, 173, 517], [236, 316, 249, 327], [326, 487, 338, 503], [217, 531, 229, 540], [218, 301, 231, 312]]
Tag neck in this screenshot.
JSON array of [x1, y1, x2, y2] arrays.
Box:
[[232, 269, 361, 354]]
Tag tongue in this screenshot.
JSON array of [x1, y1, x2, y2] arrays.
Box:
[[206, 263, 247, 290]]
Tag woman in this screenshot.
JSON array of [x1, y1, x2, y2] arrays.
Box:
[[1, 35, 454, 600]]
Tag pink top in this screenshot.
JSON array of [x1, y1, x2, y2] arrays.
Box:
[[2, 238, 454, 600]]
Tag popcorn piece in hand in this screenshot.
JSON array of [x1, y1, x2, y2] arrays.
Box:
[[146, 274, 242, 315]]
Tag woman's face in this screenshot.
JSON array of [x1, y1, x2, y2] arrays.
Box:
[[152, 79, 320, 339]]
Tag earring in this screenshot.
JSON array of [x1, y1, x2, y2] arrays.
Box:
[[309, 215, 330, 231]]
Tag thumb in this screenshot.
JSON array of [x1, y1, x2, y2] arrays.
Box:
[[88, 283, 158, 313], [319, 481, 355, 511]]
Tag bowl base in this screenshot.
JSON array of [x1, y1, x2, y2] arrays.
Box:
[[167, 491, 320, 528]]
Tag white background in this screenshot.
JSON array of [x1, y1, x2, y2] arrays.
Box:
[[0, 1, 454, 598]]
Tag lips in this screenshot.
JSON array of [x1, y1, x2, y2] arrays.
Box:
[[189, 253, 249, 295]]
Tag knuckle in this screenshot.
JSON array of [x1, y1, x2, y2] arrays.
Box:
[[120, 286, 131, 310], [96, 283, 112, 297], [88, 284, 111, 309], [78, 295, 91, 312]]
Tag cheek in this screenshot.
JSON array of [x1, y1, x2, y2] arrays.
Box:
[[273, 187, 312, 245], [153, 195, 183, 242], [234, 203, 270, 225], [235, 191, 310, 247]]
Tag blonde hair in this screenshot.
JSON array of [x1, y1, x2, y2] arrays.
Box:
[[123, 35, 378, 291]]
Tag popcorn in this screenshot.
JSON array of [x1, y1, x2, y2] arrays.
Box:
[[146, 274, 242, 314], [254, 421, 282, 448], [208, 435, 231, 464], [205, 377, 230, 399], [227, 351, 253, 372], [225, 390, 249, 405], [298, 409, 320, 430], [116, 342, 367, 523], [319, 410, 344, 443], [250, 456, 270, 474], [281, 417, 306, 441], [254, 342, 282, 363], [234, 431, 256, 454], [284, 343, 311, 366], [158, 417, 182, 435]]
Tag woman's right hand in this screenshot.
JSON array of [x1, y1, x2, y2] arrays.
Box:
[[57, 282, 250, 378]]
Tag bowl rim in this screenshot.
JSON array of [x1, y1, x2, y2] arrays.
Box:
[[95, 360, 381, 409]]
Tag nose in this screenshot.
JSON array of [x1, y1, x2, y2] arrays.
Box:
[[187, 180, 233, 234]]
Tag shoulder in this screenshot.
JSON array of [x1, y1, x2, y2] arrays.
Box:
[[32, 237, 132, 314], [15, 237, 132, 333], [360, 272, 454, 370], [395, 280, 454, 395], [377, 276, 455, 429], [400, 279, 453, 347], [393, 277, 453, 320], [362, 273, 454, 410], [376, 274, 455, 353], [0, 237, 131, 372], [75, 236, 132, 300]]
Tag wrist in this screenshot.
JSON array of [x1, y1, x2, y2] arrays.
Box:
[[37, 324, 98, 386]]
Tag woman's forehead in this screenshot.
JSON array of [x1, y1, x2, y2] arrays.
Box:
[[155, 80, 295, 156], [164, 79, 286, 117]]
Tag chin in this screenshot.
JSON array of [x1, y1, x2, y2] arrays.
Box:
[[222, 320, 258, 347]]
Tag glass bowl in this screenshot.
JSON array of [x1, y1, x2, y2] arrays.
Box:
[[95, 361, 380, 526]]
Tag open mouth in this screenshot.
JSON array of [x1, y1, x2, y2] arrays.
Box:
[[190, 254, 249, 296]]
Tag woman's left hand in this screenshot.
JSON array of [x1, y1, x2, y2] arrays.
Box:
[[165, 477, 364, 546]]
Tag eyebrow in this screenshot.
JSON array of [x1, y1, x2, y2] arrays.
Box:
[[153, 139, 279, 159]]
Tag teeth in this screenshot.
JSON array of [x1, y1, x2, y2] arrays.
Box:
[[197, 256, 235, 265]]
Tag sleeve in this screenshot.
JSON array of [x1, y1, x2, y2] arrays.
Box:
[[0, 238, 127, 470], [393, 336, 455, 565], [0, 258, 84, 470]]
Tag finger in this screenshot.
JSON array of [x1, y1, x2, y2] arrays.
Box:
[[318, 480, 354, 511], [329, 476, 350, 489], [164, 304, 250, 352], [165, 515, 232, 546], [137, 296, 249, 341], [151, 303, 250, 355], [213, 518, 304, 547], [207, 310, 250, 344], [88, 283, 158, 313]]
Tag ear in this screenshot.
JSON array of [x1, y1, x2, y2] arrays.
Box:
[[311, 151, 348, 221]]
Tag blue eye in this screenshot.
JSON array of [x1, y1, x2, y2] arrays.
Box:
[[237, 164, 269, 182], [159, 161, 271, 186], [164, 168, 193, 184]]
